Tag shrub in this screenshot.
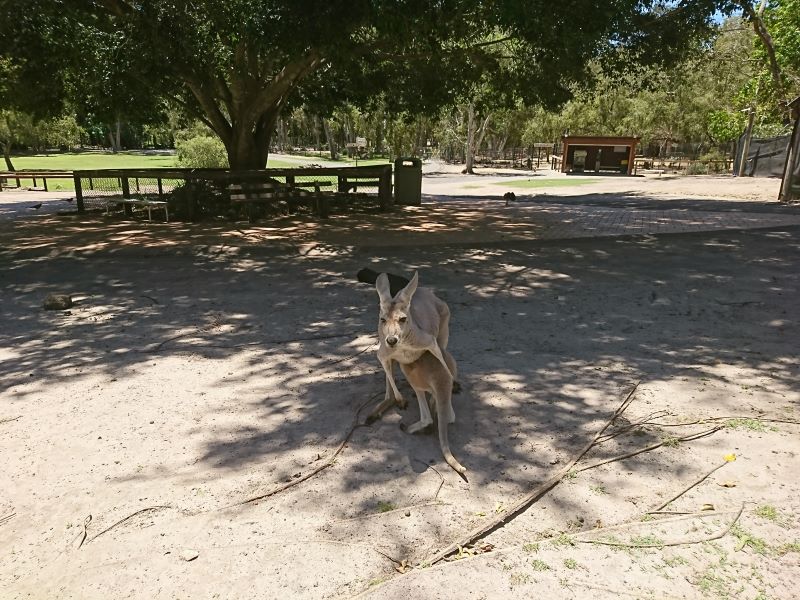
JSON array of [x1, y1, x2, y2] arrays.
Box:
[[167, 179, 229, 221], [686, 162, 708, 175], [175, 135, 229, 168]]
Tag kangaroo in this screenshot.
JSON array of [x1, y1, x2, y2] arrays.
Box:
[[370, 271, 452, 420], [399, 349, 467, 479]]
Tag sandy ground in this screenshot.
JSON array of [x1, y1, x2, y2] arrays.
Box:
[[1, 170, 799, 599]]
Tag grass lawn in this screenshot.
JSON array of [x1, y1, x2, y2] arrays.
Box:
[[2, 151, 372, 192], [500, 177, 602, 188]]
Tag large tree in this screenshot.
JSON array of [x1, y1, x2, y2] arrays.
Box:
[[2, 0, 732, 169]]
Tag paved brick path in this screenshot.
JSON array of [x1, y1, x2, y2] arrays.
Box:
[[515, 202, 800, 239]]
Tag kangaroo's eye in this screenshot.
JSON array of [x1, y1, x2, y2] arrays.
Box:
[[399, 317, 407, 323]]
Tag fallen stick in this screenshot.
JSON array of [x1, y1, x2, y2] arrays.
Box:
[[595, 410, 670, 444], [413, 458, 445, 501], [574, 508, 741, 537], [359, 507, 740, 598], [425, 381, 641, 565], [0, 416, 22, 425], [647, 415, 800, 428], [576, 427, 721, 473], [84, 506, 171, 545], [576, 503, 744, 548], [648, 460, 729, 513], [238, 392, 381, 505]]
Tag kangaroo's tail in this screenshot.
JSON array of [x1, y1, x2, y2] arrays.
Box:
[[436, 382, 468, 481]]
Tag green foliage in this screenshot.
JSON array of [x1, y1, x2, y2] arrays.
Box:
[[724, 418, 768, 432], [752, 0, 800, 113], [375, 501, 397, 513], [38, 115, 86, 149], [529, 559, 550, 571], [707, 110, 746, 143], [731, 524, 769, 555], [686, 162, 709, 175], [175, 135, 229, 168], [754, 505, 779, 521], [550, 533, 576, 547], [2, 0, 727, 168], [629, 534, 664, 548]]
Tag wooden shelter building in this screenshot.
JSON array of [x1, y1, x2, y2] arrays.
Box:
[[561, 135, 639, 175]]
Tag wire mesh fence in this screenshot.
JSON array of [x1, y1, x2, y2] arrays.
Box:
[[72, 166, 393, 221]]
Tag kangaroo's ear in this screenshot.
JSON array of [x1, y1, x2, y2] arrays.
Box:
[[376, 273, 392, 305], [396, 271, 419, 305]]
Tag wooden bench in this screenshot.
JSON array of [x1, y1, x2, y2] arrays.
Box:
[[229, 181, 332, 222], [107, 198, 169, 222]]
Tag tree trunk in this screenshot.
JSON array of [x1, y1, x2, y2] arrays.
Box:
[[464, 104, 491, 174], [497, 134, 508, 154], [225, 110, 278, 170], [3, 141, 14, 170], [108, 119, 122, 153], [414, 119, 426, 157], [313, 115, 321, 151], [374, 118, 384, 154], [464, 104, 477, 174], [475, 113, 491, 156], [323, 119, 338, 160]]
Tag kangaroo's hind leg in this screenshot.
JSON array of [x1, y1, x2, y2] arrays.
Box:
[[407, 389, 434, 434]]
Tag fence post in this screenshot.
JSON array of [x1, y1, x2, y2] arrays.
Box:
[[379, 165, 392, 211], [74, 174, 85, 213], [121, 177, 132, 216]]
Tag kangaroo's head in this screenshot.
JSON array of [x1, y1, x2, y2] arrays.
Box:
[[376, 271, 418, 348]]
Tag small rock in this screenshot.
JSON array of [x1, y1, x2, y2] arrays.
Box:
[[43, 294, 73, 310], [404, 510, 411, 517], [179, 548, 199, 562]]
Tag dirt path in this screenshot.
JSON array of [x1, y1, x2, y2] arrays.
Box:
[[1, 177, 799, 599]]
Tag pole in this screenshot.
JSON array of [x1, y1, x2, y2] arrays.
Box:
[[737, 108, 756, 177]]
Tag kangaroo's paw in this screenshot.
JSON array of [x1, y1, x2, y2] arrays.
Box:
[[406, 419, 434, 434], [366, 397, 396, 424], [448, 408, 456, 424], [395, 394, 408, 410]]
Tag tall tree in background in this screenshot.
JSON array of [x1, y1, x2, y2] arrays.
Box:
[[1, 0, 730, 169]]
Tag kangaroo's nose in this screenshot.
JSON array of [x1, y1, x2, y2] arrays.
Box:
[[386, 335, 398, 347]]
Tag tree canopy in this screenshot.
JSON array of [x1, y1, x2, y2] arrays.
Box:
[[1, 0, 737, 168]]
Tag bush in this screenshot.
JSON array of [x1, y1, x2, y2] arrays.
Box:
[[686, 162, 708, 175], [175, 135, 229, 168], [167, 179, 230, 221], [698, 149, 726, 162]]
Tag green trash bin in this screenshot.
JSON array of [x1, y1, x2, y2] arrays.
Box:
[[394, 157, 422, 206]]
